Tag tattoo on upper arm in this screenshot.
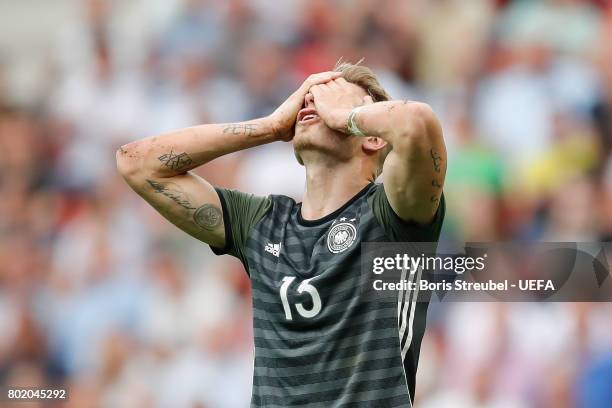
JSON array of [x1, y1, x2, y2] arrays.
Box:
[[158, 149, 193, 171], [429, 149, 444, 207], [223, 123, 258, 136], [430, 149, 442, 173], [193, 204, 222, 231], [147, 179, 196, 210]]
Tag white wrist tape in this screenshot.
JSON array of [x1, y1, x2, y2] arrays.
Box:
[[347, 106, 366, 137]]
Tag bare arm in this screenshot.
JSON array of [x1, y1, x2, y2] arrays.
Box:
[[118, 120, 278, 180], [116, 71, 343, 247], [116, 118, 278, 248], [310, 78, 446, 224], [350, 101, 446, 224]]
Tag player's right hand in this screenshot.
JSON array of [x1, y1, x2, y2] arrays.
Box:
[[268, 71, 343, 142]]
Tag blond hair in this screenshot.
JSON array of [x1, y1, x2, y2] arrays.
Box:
[[334, 59, 391, 102], [334, 59, 392, 177]]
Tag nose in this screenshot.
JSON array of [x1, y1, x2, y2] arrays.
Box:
[[304, 92, 314, 107]]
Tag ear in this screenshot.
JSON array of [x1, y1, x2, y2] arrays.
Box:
[[361, 136, 387, 156]]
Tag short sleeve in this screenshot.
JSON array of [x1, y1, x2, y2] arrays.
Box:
[[211, 188, 272, 267], [368, 184, 445, 242]]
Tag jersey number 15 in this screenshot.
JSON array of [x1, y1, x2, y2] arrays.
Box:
[[279, 276, 322, 320]]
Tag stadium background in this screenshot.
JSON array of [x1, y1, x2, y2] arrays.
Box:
[[0, 0, 611, 406]]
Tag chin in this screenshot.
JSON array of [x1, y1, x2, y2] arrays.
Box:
[[292, 133, 315, 165], [293, 128, 354, 165], [293, 123, 325, 151]]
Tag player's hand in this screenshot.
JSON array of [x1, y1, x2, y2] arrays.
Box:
[[310, 78, 373, 134], [268, 71, 343, 142]]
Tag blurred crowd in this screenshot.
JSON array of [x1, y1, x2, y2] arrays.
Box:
[[0, 0, 611, 407]]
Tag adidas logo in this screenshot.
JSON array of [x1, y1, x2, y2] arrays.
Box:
[[264, 242, 281, 257]]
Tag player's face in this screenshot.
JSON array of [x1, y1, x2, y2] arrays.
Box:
[[293, 83, 367, 164]]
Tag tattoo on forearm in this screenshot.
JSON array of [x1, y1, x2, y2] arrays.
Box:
[[223, 123, 258, 136], [193, 204, 222, 230], [430, 195, 440, 204], [430, 149, 442, 173], [431, 179, 442, 188], [158, 149, 193, 171], [386, 101, 410, 113], [147, 179, 196, 210]]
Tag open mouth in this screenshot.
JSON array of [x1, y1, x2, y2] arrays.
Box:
[[297, 108, 320, 124]]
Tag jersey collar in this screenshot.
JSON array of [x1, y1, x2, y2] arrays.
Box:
[[297, 182, 373, 227]]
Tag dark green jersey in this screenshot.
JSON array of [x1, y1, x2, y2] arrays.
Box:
[[212, 183, 445, 407]]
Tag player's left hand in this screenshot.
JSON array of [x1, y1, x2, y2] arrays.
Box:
[[310, 78, 373, 133]]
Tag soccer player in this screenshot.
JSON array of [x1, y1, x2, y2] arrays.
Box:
[[117, 62, 446, 407]]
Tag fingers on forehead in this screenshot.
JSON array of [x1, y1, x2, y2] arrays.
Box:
[[310, 84, 323, 93], [334, 77, 350, 85], [327, 79, 341, 88], [315, 71, 342, 81], [336, 78, 362, 93]]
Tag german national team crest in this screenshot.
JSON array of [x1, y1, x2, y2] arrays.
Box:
[[327, 218, 357, 254]]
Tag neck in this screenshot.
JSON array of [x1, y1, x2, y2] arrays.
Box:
[[301, 158, 371, 221]]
